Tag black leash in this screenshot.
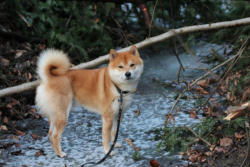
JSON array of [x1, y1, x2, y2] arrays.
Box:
[[81, 83, 129, 167]]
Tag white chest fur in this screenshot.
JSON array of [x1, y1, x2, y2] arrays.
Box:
[[111, 93, 133, 114]]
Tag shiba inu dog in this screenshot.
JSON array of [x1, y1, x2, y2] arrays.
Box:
[[35, 46, 143, 157]]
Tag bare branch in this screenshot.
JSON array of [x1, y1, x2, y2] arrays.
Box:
[[1, 17, 250, 98]]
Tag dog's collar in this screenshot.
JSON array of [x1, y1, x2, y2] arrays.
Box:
[[112, 82, 136, 95]]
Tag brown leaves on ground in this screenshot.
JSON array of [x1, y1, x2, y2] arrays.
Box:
[[242, 88, 250, 102], [194, 76, 219, 95], [125, 138, 134, 147], [197, 79, 209, 89], [234, 132, 245, 140], [31, 133, 41, 140], [195, 86, 209, 95], [220, 137, 233, 147], [124, 138, 140, 152], [185, 147, 207, 163], [149, 159, 160, 167], [203, 98, 224, 117], [0, 42, 44, 134], [190, 111, 198, 119], [35, 149, 45, 157], [16, 130, 26, 136]]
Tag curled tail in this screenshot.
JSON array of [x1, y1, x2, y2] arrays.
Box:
[[37, 49, 71, 81]]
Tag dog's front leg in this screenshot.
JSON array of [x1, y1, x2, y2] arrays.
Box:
[[102, 114, 113, 154], [111, 114, 122, 148]]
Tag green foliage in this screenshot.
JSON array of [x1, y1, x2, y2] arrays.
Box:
[[155, 117, 248, 154], [132, 150, 141, 161], [1, 0, 249, 63], [157, 127, 193, 153], [3, 0, 113, 62]]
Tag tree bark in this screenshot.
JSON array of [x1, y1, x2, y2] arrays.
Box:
[[1, 17, 250, 98]]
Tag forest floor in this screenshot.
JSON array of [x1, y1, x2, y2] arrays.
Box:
[[180, 72, 250, 167], [0, 37, 249, 167]]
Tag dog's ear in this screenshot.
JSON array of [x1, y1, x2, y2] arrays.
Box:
[[130, 45, 139, 56], [110, 49, 117, 60]]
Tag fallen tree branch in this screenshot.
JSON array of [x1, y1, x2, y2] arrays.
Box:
[[1, 17, 250, 98], [185, 126, 211, 147]]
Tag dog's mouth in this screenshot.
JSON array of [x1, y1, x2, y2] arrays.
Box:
[[125, 76, 133, 80]]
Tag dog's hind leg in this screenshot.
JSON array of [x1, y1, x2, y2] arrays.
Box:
[[48, 119, 54, 147], [51, 116, 67, 157], [49, 99, 72, 158]]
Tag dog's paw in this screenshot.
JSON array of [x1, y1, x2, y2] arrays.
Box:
[[114, 142, 122, 148], [58, 152, 67, 158], [110, 151, 115, 156], [104, 148, 115, 156]]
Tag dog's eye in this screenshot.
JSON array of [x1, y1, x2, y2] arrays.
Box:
[[130, 63, 135, 67], [118, 65, 123, 68]]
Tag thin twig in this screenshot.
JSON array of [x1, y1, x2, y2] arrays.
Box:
[[177, 66, 182, 84], [17, 12, 31, 27], [173, 41, 185, 71], [167, 38, 248, 121], [201, 37, 249, 107], [65, 13, 72, 29], [173, 40, 185, 83], [176, 35, 196, 58], [148, 0, 159, 37], [240, 122, 250, 167], [185, 126, 211, 146]]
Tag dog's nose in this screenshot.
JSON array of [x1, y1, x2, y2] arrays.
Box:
[[125, 72, 131, 78]]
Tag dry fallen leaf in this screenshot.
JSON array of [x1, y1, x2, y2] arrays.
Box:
[[38, 44, 46, 50], [234, 132, 245, 140], [190, 111, 198, 119], [196, 86, 209, 95], [189, 154, 199, 163], [209, 145, 216, 151], [214, 146, 224, 153], [197, 79, 209, 88], [242, 88, 250, 101], [220, 137, 232, 147], [205, 151, 212, 156], [134, 147, 140, 151], [31, 134, 41, 140], [16, 130, 26, 136], [27, 72, 32, 80], [149, 159, 160, 167], [35, 149, 45, 157], [125, 139, 134, 147], [13, 135, 19, 140], [15, 50, 25, 59]]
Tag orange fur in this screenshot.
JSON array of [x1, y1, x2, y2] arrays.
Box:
[[35, 46, 143, 157]]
